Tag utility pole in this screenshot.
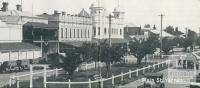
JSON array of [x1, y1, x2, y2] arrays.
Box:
[[109, 14, 112, 47], [158, 14, 164, 59]]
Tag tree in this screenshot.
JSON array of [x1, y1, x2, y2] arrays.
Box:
[[48, 48, 82, 79], [161, 37, 175, 54], [129, 36, 158, 64], [196, 36, 200, 49], [62, 48, 82, 78]]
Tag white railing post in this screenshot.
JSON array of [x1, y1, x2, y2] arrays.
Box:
[[68, 79, 71, 88], [30, 65, 33, 88], [112, 75, 115, 86], [143, 66, 145, 74], [153, 54, 155, 59], [17, 77, 19, 88], [162, 62, 164, 67], [148, 65, 151, 72], [153, 64, 155, 70], [85, 64, 88, 70], [168, 60, 170, 68], [88, 79, 91, 88], [129, 70, 132, 78], [44, 66, 47, 88], [121, 72, 124, 81], [55, 68, 58, 77], [9, 76, 12, 87], [136, 69, 138, 77], [101, 79, 103, 88]]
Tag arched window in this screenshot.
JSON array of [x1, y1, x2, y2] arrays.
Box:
[[104, 28, 107, 35], [120, 29, 122, 35], [85, 29, 87, 38], [66, 28, 67, 38], [61, 28, 63, 38], [88, 29, 90, 38], [74, 29, 76, 38], [77, 29, 79, 38], [93, 27, 96, 36], [98, 27, 100, 35], [81, 29, 83, 38], [70, 29, 72, 38]]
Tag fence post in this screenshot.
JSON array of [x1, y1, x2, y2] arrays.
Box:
[[88, 79, 91, 88], [86, 64, 88, 70], [101, 79, 103, 88], [129, 70, 132, 78], [30, 65, 33, 88], [121, 72, 124, 81], [136, 69, 138, 77], [44, 66, 47, 88], [112, 75, 115, 86], [168, 60, 170, 68], [153, 64, 155, 70], [9, 76, 12, 87], [148, 65, 151, 72], [55, 68, 58, 77], [162, 62, 164, 67], [143, 66, 145, 74], [68, 79, 71, 88], [17, 77, 19, 88]]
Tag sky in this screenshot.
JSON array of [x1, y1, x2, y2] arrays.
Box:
[[2, 0, 200, 33]]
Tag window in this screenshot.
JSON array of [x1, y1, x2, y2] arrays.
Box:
[[74, 29, 76, 38], [98, 27, 100, 35], [104, 28, 107, 35], [81, 29, 83, 38], [70, 29, 72, 38], [85, 29, 87, 38], [112, 28, 114, 34], [120, 29, 122, 35], [88, 30, 90, 38], [77, 29, 79, 38], [61, 28, 63, 38], [66, 28, 67, 38], [93, 27, 96, 36]]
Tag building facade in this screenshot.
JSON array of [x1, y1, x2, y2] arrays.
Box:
[[0, 2, 48, 43], [90, 3, 125, 39], [45, 9, 93, 42]]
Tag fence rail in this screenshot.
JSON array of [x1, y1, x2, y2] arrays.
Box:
[[9, 59, 171, 88], [44, 60, 170, 88]]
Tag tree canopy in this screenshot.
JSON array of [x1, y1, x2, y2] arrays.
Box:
[[129, 36, 158, 64]]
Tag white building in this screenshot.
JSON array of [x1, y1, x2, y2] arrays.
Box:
[[0, 2, 47, 43], [90, 3, 125, 39], [45, 9, 93, 42]]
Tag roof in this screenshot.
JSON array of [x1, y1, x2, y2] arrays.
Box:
[[0, 43, 40, 51], [78, 8, 90, 17], [0, 10, 41, 18], [23, 22, 58, 29], [150, 30, 175, 37]]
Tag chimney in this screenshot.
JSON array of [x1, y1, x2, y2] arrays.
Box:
[[1, 2, 8, 11], [16, 4, 22, 11], [61, 11, 66, 15], [54, 10, 59, 15]]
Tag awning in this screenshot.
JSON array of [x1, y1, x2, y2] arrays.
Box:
[[0, 43, 40, 51]]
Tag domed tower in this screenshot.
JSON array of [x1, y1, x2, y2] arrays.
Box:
[[112, 7, 125, 19], [89, 1, 107, 39]]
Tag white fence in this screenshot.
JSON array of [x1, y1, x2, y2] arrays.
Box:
[[9, 60, 170, 88], [76, 62, 106, 71], [45, 60, 170, 88], [9, 68, 62, 88]]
